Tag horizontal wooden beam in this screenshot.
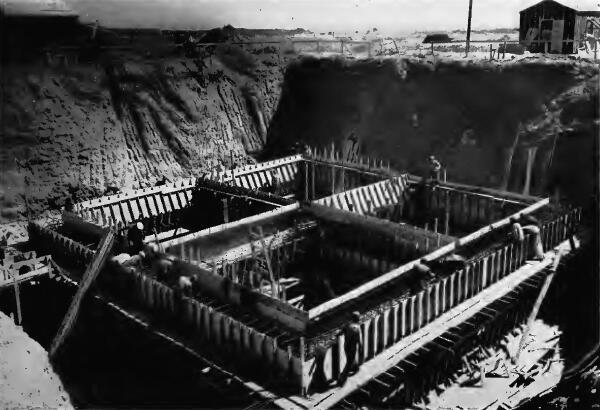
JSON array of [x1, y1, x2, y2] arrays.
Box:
[[162, 203, 300, 249], [405, 174, 541, 204], [0, 266, 51, 290]]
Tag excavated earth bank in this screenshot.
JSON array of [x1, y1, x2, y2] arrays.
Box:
[[266, 57, 599, 206]]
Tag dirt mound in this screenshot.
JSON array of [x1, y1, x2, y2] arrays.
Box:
[[0, 312, 72, 408], [265, 57, 598, 205]]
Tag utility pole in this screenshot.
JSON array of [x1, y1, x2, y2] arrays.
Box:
[[466, 0, 474, 56]]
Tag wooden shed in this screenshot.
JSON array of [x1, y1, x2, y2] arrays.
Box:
[[519, 0, 600, 53]]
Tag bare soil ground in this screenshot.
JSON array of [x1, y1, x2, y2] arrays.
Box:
[[0, 312, 73, 409]]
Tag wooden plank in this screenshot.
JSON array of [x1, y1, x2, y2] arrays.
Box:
[[514, 249, 564, 362], [49, 230, 115, 358]]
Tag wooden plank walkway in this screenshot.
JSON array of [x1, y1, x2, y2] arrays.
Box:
[[49, 230, 115, 358], [279, 238, 575, 410]]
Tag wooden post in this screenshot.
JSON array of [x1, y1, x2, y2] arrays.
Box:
[[466, 0, 473, 56], [503, 40, 507, 59], [331, 166, 335, 194], [12, 271, 22, 325], [222, 198, 229, 223], [300, 337, 307, 396], [431, 42, 435, 55], [311, 161, 316, 200], [489, 44, 493, 60], [515, 250, 563, 362], [304, 162, 309, 201]]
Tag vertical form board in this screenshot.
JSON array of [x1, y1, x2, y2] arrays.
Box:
[[369, 316, 378, 358], [362, 319, 371, 361], [389, 306, 397, 346], [202, 306, 212, 341], [507, 244, 514, 274], [400, 299, 407, 337], [455, 269, 463, 304], [478, 258, 486, 291], [466, 264, 474, 298], [211, 311, 223, 345], [407, 296, 415, 335], [253, 331, 266, 361], [129, 198, 141, 220], [484, 255, 492, 286], [337, 333, 346, 379], [494, 251, 502, 283], [241, 324, 251, 352], [411, 291, 423, 333], [497, 249, 504, 281], [472, 260, 480, 294], [500, 247, 507, 279], [276, 343, 290, 375], [422, 288, 430, 324], [441, 278, 448, 313], [138, 197, 149, 219], [379, 311, 389, 352], [457, 269, 465, 302], [222, 317, 232, 350], [462, 194, 469, 227], [194, 301, 203, 336], [432, 284, 440, 319]]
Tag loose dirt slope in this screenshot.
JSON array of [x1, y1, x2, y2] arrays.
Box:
[[0, 312, 73, 408]]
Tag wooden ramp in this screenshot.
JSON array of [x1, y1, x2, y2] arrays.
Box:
[[49, 230, 115, 358]]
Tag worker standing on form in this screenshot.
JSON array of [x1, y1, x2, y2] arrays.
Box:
[[428, 155, 442, 182], [510, 216, 544, 260], [339, 311, 363, 384]]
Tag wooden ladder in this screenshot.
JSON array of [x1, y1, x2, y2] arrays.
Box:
[[49, 229, 116, 358]]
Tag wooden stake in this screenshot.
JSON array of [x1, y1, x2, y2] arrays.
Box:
[[304, 161, 309, 201], [12, 271, 22, 326], [466, 0, 473, 56]]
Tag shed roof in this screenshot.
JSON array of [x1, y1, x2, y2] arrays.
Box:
[[0, 0, 78, 17], [520, 0, 600, 13]]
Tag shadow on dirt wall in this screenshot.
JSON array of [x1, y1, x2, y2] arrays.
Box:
[[265, 57, 599, 206]]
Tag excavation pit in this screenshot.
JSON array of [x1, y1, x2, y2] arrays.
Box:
[[20, 153, 583, 407]]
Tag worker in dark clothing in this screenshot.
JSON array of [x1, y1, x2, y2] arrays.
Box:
[[64, 197, 74, 212], [414, 258, 435, 290], [428, 155, 442, 182], [339, 311, 363, 384], [155, 176, 169, 186], [127, 222, 145, 255], [510, 216, 544, 260]]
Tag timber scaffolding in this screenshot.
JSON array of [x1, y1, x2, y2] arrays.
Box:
[[24, 150, 584, 409]]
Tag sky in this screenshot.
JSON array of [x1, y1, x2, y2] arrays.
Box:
[[64, 0, 533, 34]]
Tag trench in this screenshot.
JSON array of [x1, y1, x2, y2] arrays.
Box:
[[0, 276, 255, 408]]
